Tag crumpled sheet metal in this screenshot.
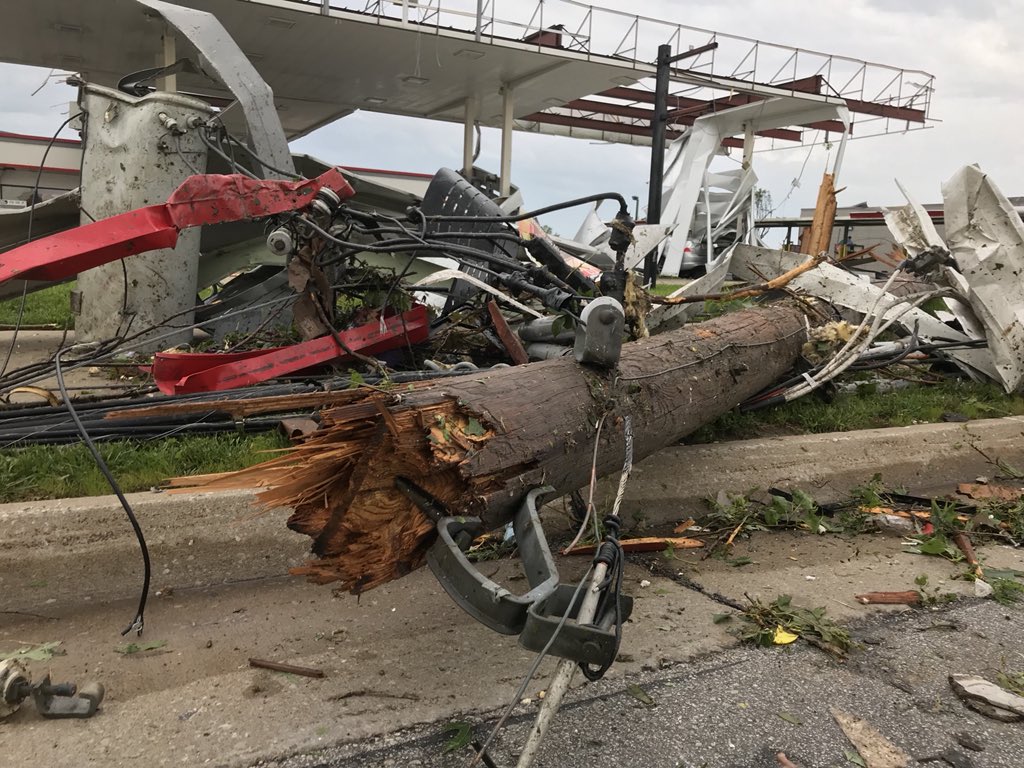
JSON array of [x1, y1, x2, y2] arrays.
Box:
[[883, 182, 988, 341], [729, 244, 999, 381], [942, 165, 1024, 393]]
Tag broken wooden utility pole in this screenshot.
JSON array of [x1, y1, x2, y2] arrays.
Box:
[[178, 303, 810, 593], [801, 172, 838, 257]]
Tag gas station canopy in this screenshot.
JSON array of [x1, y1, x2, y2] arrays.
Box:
[[0, 0, 933, 147]]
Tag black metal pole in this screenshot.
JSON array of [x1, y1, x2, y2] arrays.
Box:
[[644, 43, 672, 287]]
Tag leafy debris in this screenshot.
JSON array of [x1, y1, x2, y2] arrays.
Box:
[[738, 594, 851, 656]]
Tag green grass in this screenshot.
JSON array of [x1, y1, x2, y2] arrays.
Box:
[[0, 431, 289, 503], [687, 380, 1024, 444], [649, 280, 685, 297], [0, 282, 75, 328]]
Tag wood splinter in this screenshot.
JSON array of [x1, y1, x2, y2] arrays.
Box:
[[248, 658, 325, 678]]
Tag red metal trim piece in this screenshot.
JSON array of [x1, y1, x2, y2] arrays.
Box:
[[0, 205, 178, 283], [156, 305, 429, 394], [164, 168, 354, 228], [0, 168, 355, 286], [150, 348, 280, 385]]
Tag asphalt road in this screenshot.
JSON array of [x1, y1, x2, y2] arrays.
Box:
[[256, 599, 1024, 768]]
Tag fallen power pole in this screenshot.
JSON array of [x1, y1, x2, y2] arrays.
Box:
[[179, 302, 810, 592]]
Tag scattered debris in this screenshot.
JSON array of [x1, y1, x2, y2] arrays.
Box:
[[853, 591, 920, 606], [954, 732, 986, 753], [957, 483, 1024, 502], [0, 641, 64, 662], [114, 640, 168, 655], [1, 659, 104, 720], [247, 658, 325, 679], [440, 721, 473, 754], [563, 536, 703, 556], [831, 708, 911, 768], [738, 594, 851, 656], [625, 682, 656, 709], [949, 675, 1024, 722]]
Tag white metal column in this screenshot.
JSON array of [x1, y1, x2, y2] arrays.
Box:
[[499, 84, 514, 197], [463, 96, 477, 177]]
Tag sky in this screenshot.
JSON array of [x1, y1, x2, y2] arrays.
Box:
[[2, 0, 1022, 238]]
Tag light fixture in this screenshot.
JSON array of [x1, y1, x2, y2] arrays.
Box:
[[245, 52, 265, 62], [53, 23, 83, 34], [364, 96, 388, 105], [401, 75, 429, 86], [611, 75, 637, 86], [543, 97, 565, 108], [453, 48, 485, 60], [266, 16, 296, 29]]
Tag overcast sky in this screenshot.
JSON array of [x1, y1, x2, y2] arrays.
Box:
[[2, 0, 1021, 237]]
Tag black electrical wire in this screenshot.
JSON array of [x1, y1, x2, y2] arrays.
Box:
[[54, 347, 151, 636], [580, 518, 624, 682], [0, 292, 300, 395], [347, 219, 527, 247], [1, 112, 82, 378], [467, 563, 596, 768], [415, 191, 629, 224], [198, 129, 258, 179], [173, 133, 200, 175], [219, 129, 303, 180], [305, 217, 526, 272]]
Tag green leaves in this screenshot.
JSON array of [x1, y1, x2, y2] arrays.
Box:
[[440, 721, 472, 754], [738, 594, 851, 655], [0, 641, 64, 662], [114, 639, 167, 655]]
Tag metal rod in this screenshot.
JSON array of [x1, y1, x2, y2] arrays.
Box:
[[515, 561, 609, 768], [644, 43, 672, 287]]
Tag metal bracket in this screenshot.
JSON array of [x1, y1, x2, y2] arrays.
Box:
[[424, 485, 634, 672], [427, 486, 559, 635], [519, 584, 633, 667]]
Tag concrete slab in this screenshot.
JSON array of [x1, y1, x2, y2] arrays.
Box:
[[2, 420, 1023, 767], [0, 561, 735, 768]]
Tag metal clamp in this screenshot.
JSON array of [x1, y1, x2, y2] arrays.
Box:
[[519, 584, 633, 667], [427, 487, 559, 635]]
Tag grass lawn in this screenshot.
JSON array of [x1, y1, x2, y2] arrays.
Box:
[[0, 282, 75, 328], [0, 431, 288, 503], [687, 380, 1024, 444]]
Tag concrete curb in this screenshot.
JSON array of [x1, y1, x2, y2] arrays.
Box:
[[3, 416, 1023, 611], [0, 489, 309, 611]]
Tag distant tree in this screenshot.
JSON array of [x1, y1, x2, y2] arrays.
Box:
[[541, 224, 560, 237], [753, 187, 773, 220]]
